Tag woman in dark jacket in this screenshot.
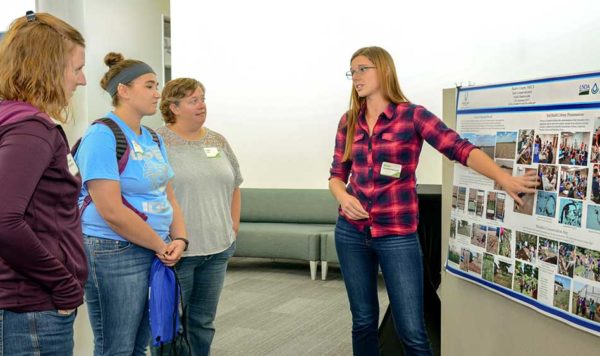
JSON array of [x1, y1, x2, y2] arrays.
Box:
[[0, 11, 87, 356]]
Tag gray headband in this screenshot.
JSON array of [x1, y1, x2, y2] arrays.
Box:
[[105, 62, 155, 96]]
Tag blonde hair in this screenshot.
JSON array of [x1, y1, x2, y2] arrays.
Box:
[[342, 46, 409, 161], [0, 12, 85, 123], [160, 78, 205, 124]]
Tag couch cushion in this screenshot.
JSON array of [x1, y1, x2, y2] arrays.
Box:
[[235, 223, 333, 261], [241, 188, 339, 224]]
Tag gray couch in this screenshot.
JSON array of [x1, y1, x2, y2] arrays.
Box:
[[320, 231, 338, 280], [235, 188, 339, 280]]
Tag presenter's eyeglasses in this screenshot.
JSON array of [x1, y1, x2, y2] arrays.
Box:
[[346, 66, 376, 80]]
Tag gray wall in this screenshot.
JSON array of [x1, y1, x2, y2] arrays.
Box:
[[440, 88, 600, 355]]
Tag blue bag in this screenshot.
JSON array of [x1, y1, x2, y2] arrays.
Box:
[[149, 257, 182, 347]]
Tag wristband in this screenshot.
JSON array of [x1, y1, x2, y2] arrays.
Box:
[[172, 237, 189, 251]]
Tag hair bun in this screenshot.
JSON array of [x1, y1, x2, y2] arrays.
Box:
[[104, 52, 124, 68]]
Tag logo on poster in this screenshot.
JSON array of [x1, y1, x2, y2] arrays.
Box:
[[579, 84, 590, 95], [592, 83, 599, 95], [461, 91, 469, 107]]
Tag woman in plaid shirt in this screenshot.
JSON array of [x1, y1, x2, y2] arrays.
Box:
[[329, 46, 538, 356]]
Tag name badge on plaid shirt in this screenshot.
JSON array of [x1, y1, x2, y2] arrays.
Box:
[[380, 162, 402, 178]]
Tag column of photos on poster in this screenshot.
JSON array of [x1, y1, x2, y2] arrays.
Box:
[[447, 72, 600, 336]]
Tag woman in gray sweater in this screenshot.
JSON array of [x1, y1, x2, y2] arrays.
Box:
[[158, 78, 242, 355]]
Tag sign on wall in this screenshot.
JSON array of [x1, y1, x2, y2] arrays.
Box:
[[447, 72, 600, 336]]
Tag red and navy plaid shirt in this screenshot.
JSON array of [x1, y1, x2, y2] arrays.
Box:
[[329, 102, 476, 238]]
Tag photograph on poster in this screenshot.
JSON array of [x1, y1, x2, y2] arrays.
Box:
[[494, 131, 518, 160], [516, 129, 535, 164], [450, 217, 457, 239], [536, 133, 559, 164], [558, 166, 588, 200], [513, 167, 536, 215], [459, 248, 470, 272], [457, 186, 467, 211], [536, 164, 558, 192], [486, 226, 500, 255], [448, 243, 461, 265], [486, 191, 496, 220], [532, 134, 542, 164], [484, 191, 506, 222], [590, 164, 600, 204], [513, 260, 539, 299], [482, 253, 495, 282], [558, 242, 576, 278], [586, 204, 600, 231], [493, 259, 514, 289], [558, 198, 583, 227], [553, 275, 571, 312], [467, 189, 477, 215], [498, 227, 512, 258], [467, 249, 482, 275], [571, 282, 600, 323], [475, 190, 485, 217], [538, 237, 559, 264], [494, 159, 514, 190], [535, 191, 557, 218], [515, 231, 538, 262], [495, 193, 506, 221], [574, 247, 600, 282], [457, 219, 471, 237], [559, 131, 590, 166], [590, 117, 600, 163], [471, 223, 487, 248], [452, 185, 458, 209], [463, 133, 496, 158]]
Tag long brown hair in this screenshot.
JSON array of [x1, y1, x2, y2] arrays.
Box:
[[0, 12, 85, 123], [342, 46, 409, 161]]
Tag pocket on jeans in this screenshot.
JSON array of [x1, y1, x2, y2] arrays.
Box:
[[90, 239, 133, 256], [39, 309, 77, 319]]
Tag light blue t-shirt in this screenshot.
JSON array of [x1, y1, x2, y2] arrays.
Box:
[[74, 112, 174, 241]]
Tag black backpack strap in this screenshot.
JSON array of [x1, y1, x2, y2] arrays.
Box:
[[97, 118, 129, 164], [71, 118, 129, 171], [143, 125, 162, 148]]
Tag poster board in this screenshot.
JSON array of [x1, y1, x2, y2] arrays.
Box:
[[446, 72, 600, 336]]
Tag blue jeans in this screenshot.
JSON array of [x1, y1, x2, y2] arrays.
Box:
[[335, 217, 432, 356], [176, 241, 236, 356], [0, 309, 76, 356], [84, 235, 155, 356]]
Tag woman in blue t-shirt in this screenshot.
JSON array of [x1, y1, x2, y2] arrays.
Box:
[[74, 52, 187, 355]]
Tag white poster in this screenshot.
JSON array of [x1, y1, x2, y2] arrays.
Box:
[[447, 72, 600, 336]]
